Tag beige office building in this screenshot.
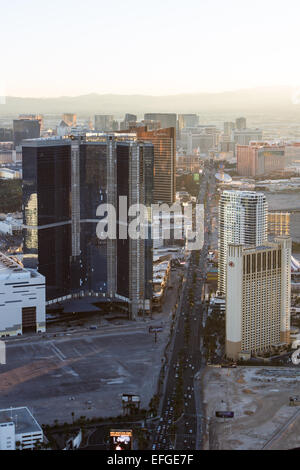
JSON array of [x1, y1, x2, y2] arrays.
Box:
[[226, 236, 291, 360]]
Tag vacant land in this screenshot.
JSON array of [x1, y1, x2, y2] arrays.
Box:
[[203, 366, 300, 450], [0, 268, 182, 427], [0, 321, 166, 426]]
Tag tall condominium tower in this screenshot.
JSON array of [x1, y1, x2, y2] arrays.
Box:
[[22, 134, 154, 319], [218, 190, 268, 296], [226, 237, 291, 360], [127, 126, 176, 205], [120, 114, 137, 130], [223, 121, 235, 137], [235, 117, 247, 130], [94, 115, 114, 131], [0, 128, 13, 142], [144, 113, 177, 131], [236, 143, 285, 177], [22, 138, 72, 300], [13, 119, 40, 147], [178, 114, 199, 133]]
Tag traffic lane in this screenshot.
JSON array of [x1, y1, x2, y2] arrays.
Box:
[[157, 172, 214, 449]]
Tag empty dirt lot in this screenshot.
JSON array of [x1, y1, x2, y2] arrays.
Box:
[[203, 366, 300, 450]]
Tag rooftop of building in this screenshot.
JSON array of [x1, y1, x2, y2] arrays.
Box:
[[247, 245, 276, 251], [215, 171, 232, 183], [233, 128, 262, 134], [0, 252, 44, 282], [240, 238, 291, 253], [0, 407, 42, 435], [221, 189, 266, 197], [21, 132, 146, 147], [237, 141, 285, 149]]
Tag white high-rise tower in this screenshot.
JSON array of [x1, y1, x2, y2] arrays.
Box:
[[218, 190, 268, 295]]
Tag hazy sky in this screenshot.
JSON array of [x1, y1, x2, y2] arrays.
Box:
[[2, 0, 300, 97]]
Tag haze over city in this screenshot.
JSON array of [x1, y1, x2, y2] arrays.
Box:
[[2, 0, 300, 97]]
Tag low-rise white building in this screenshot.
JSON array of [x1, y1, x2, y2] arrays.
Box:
[[0, 407, 43, 450], [0, 215, 23, 235], [152, 211, 192, 249], [0, 253, 46, 337]]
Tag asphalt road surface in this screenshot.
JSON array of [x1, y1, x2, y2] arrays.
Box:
[[152, 163, 217, 450]]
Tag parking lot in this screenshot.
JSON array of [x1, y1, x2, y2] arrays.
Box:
[[0, 321, 169, 425]]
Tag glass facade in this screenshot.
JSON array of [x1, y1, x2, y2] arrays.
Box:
[[133, 127, 175, 205], [79, 143, 107, 294], [23, 143, 72, 300], [142, 143, 154, 302], [116, 143, 130, 299], [13, 120, 40, 147]]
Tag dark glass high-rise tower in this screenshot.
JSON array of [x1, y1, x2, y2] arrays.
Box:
[[22, 134, 154, 319], [79, 142, 108, 294], [144, 113, 177, 130], [22, 139, 72, 300], [13, 119, 40, 147]]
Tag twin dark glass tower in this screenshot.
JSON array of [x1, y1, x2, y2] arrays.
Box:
[[22, 133, 154, 319]]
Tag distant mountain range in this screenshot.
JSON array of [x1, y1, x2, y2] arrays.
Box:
[[1, 87, 300, 116]]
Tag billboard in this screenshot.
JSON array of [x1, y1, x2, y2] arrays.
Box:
[[149, 326, 163, 333], [289, 396, 300, 406], [215, 411, 234, 418], [109, 430, 133, 450], [122, 394, 140, 403]]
